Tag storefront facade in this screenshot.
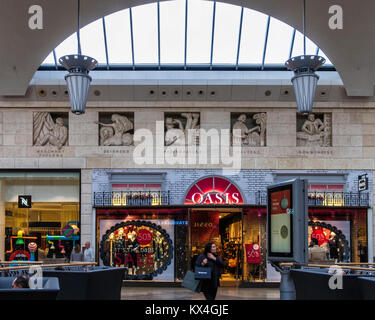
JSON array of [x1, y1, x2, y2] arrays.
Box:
[[92, 169, 372, 284], [0, 103, 375, 285], [0, 170, 81, 262]]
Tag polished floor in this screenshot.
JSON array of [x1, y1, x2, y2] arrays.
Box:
[[121, 287, 280, 300]]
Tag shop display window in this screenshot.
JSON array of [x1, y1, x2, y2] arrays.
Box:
[[97, 208, 188, 281], [308, 208, 368, 263], [111, 183, 163, 206], [1, 171, 80, 262]]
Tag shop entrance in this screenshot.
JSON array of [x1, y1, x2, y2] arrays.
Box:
[[190, 208, 243, 287]]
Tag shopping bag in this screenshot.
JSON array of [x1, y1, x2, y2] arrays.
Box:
[[182, 270, 201, 293], [194, 266, 212, 279]]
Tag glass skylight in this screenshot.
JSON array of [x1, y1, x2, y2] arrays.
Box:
[[41, 0, 333, 69]]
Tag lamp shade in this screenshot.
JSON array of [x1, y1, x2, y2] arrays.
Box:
[[59, 55, 97, 115], [285, 55, 325, 114]]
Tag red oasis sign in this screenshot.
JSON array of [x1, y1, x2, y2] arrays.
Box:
[[184, 176, 244, 205]]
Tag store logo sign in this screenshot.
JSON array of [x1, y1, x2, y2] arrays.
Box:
[[191, 192, 240, 205], [18, 195, 32, 208], [358, 174, 368, 192]]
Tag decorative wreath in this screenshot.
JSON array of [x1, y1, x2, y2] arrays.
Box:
[[99, 220, 174, 280], [308, 220, 350, 261]]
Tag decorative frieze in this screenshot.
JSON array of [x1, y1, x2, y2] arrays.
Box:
[[231, 112, 267, 146], [96, 113, 134, 146], [164, 112, 200, 146], [297, 113, 332, 147], [33, 112, 69, 150]]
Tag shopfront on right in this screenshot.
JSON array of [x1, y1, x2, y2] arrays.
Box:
[[93, 169, 372, 285]]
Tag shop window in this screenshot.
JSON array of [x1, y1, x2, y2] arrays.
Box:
[[308, 184, 344, 206], [308, 208, 368, 263], [97, 208, 188, 281], [111, 183, 162, 206], [1, 171, 80, 262]]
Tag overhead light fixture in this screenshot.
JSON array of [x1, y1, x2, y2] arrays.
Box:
[[285, 0, 325, 114], [59, 0, 97, 115]]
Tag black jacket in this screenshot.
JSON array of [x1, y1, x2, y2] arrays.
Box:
[[196, 253, 226, 290]]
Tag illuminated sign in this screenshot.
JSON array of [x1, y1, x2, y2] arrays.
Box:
[[184, 176, 244, 205], [18, 195, 32, 208], [358, 174, 368, 192], [267, 179, 308, 264]]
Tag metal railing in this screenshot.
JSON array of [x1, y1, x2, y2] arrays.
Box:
[[255, 190, 370, 207], [93, 190, 369, 208], [93, 191, 170, 207]]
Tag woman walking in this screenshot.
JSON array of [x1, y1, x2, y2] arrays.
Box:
[[195, 242, 226, 300]]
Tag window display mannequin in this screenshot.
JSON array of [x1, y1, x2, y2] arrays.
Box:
[[127, 231, 139, 275], [153, 232, 164, 269], [113, 230, 123, 266]]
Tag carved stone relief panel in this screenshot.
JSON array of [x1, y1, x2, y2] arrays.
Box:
[[33, 112, 69, 150], [297, 113, 332, 147], [164, 112, 200, 146], [96, 113, 134, 146], [231, 112, 267, 147]]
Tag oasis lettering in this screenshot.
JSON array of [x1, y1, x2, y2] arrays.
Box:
[[191, 192, 240, 204]]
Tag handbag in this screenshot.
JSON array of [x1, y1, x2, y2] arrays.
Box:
[[194, 266, 212, 279], [182, 270, 201, 293]]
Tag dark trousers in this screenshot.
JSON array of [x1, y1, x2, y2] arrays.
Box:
[[203, 287, 218, 300]]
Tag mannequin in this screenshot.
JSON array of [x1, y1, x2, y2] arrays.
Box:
[[153, 232, 164, 269], [127, 231, 139, 275]]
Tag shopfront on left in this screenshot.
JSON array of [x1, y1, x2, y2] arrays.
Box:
[[0, 170, 81, 262]]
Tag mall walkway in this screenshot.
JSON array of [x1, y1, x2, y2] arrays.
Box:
[[121, 287, 280, 300]]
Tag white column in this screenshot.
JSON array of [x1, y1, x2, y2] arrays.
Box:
[[369, 208, 374, 262], [0, 180, 5, 260]]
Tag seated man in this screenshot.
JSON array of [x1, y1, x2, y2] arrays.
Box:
[[308, 238, 327, 262]]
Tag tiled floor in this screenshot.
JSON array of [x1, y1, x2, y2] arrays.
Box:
[[121, 287, 280, 300]]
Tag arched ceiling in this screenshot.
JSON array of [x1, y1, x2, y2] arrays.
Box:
[[1, 0, 374, 96]]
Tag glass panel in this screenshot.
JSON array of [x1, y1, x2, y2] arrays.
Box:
[[292, 30, 318, 56], [160, 0, 185, 64], [80, 18, 107, 63], [319, 50, 333, 66], [132, 3, 158, 64], [186, 0, 213, 64], [212, 2, 241, 64], [5, 202, 80, 261], [97, 208, 188, 281], [264, 17, 294, 64], [105, 10, 133, 64], [308, 210, 368, 263], [238, 8, 269, 64], [54, 32, 78, 60], [41, 51, 55, 65]]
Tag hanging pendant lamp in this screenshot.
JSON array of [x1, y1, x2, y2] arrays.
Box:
[[59, 0, 97, 115], [285, 0, 325, 114]]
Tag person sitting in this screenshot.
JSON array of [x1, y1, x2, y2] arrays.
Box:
[[308, 238, 327, 262], [12, 275, 29, 289]]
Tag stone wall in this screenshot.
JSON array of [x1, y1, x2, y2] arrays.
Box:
[[0, 102, 375, 257]]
